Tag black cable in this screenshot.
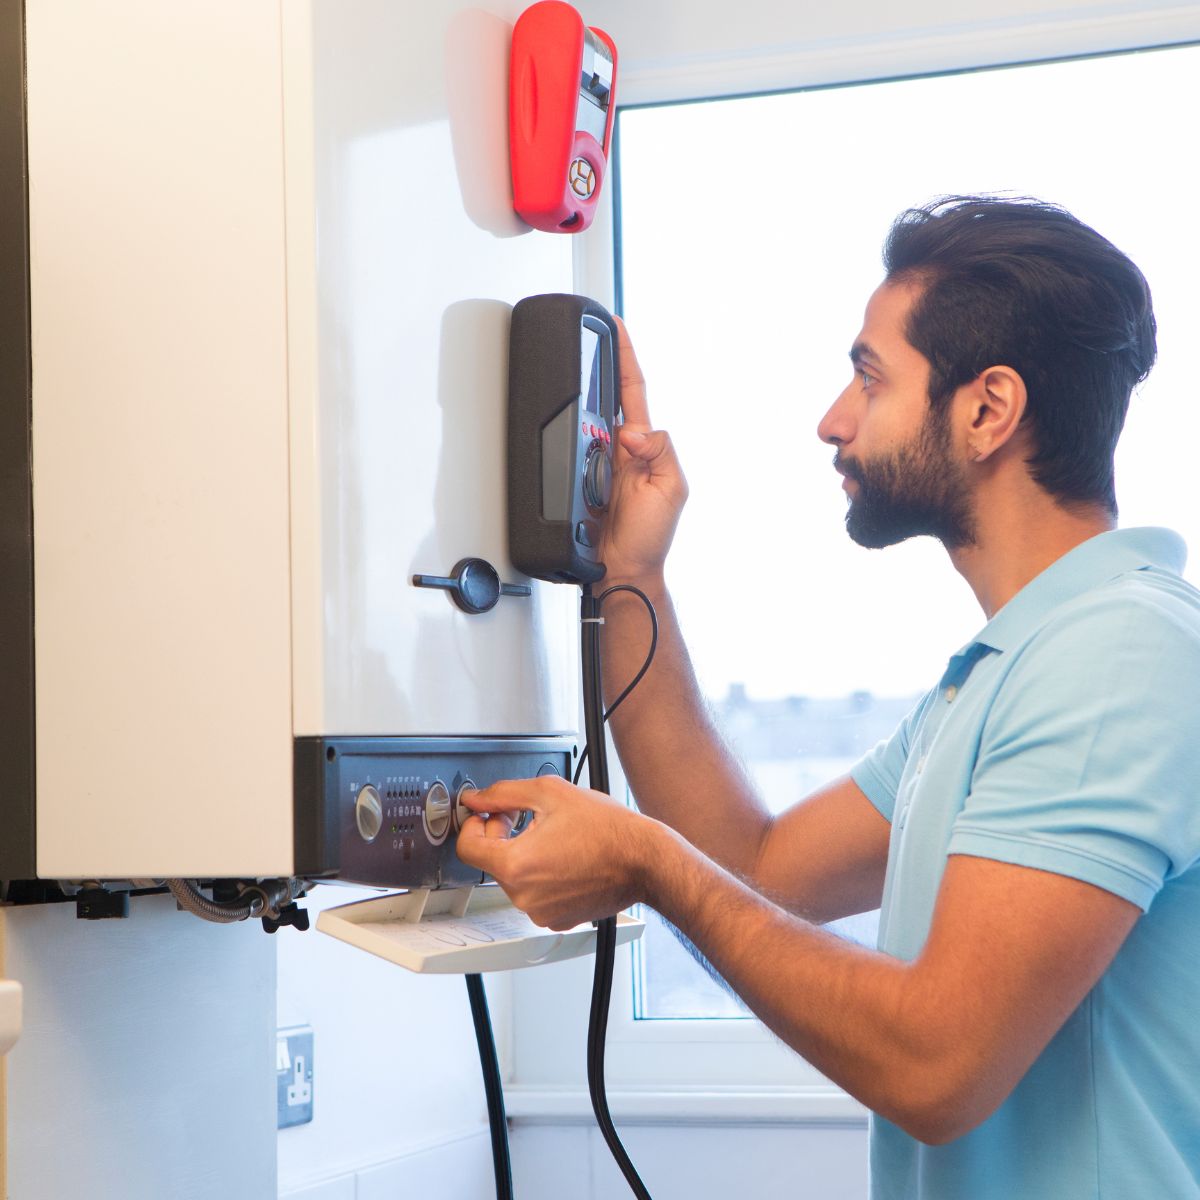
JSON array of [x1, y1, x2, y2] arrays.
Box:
[[581, 582, 609, 788], [466, 972, 513, 1200], [597, 584, 659, 722], [580, 584, 655, 1200], [573, 583, 659, 786], [461, 583, 656, 1200]]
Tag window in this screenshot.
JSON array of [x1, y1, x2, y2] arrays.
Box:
[[634, 690, 905, 1020], [615, 41, 1200, 1023], [510, 29, 1200, 1115]]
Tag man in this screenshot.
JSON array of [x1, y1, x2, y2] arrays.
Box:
[[459, 197, 1200, 1198]]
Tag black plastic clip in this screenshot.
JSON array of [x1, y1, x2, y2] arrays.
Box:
[[262, 902, 311, 935], [75, 886, 130, 920]]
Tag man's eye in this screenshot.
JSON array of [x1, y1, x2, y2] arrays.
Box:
[[860, 369, 877, 388]]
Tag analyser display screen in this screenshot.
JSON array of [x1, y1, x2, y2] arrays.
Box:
[[581, 326, 603, 414]]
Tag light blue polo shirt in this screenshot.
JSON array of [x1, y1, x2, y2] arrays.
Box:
[[851, 527, 1200, 1200]]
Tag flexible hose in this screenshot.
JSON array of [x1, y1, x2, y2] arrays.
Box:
[[466, 973, 513, 1200], [166, 878, 259, 922], [163, 878, 300, 924]]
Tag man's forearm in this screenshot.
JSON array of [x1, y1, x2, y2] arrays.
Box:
[[637, 817, 965, 1143], [598, 574, 775, 881]]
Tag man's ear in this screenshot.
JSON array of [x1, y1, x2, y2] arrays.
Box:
[[964, 366, 1027, 463]]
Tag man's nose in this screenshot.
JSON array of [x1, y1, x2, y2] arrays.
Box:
[[817, 386, 855, 447]]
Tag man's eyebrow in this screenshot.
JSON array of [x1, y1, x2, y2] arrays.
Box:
[[849, 341, 883, 368]]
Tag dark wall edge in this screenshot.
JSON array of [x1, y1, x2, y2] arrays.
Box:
[[0, 0, 36, 879]]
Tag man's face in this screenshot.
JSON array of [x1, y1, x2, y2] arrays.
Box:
[[817, 281, 976, 551]]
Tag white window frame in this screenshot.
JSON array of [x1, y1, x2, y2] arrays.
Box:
[[505, 0, 1200, 1126]]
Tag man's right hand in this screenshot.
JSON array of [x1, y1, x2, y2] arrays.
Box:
[[599, 318, 688, 585]]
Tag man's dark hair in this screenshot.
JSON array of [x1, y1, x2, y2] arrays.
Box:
[[883, 196, 1157, 514]]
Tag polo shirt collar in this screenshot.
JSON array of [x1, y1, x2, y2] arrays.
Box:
[[968, 527, 1187, 654]]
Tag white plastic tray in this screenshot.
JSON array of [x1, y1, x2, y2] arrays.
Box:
[[315, 885, 643, 974]]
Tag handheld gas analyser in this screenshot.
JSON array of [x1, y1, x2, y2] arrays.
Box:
[[507, 293, 620, 584], [509, 1, 618, 233]]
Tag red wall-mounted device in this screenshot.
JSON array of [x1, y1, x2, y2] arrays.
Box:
[[510, 1, 617, 234]]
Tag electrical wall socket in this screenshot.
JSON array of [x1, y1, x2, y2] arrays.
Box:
[[276, 1026, 314, 1129]]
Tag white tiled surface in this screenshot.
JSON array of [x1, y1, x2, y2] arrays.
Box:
[[281, 1178, 356, 1200], [356, 1132, 494, 1200], [281, 1131, 493, 1200], [511, 1124, 593, 1198], [282, 1122, 868, 1200], [579, 1124, 869, 1200]]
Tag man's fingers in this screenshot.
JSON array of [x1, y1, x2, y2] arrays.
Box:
[[616, 427, 689, 506], [612, 319, 687, 498], [618, 426, 674, 466], [483, 812, 515, 839], [614, 317, 651, 432], [455, 815, 509, 872], [464, 779, 543, 816]]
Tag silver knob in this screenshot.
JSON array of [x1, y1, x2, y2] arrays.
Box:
[[355, 784, 383, 843], [423, 780, 452, 844], [583, 445, 612, 512], [454, 781, 478, 832]]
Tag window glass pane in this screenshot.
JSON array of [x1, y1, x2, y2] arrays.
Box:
[[618, 43, 1200, 1021]]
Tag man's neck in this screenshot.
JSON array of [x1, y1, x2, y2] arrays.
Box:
[[947, 497, 1115, 620]]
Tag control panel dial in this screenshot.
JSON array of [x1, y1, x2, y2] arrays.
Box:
[[453, 780, 478, 832], [355, 784, 383, 843], [582, 443, 612, 512], [423, 780, 452, 845]]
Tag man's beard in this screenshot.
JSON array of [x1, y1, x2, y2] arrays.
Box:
[[836, 412, 976, 551]]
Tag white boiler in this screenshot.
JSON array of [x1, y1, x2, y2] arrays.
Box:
[[0, 0, 581, 888]]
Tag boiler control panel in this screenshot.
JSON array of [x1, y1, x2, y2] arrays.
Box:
[[293, 736, 574, 887]]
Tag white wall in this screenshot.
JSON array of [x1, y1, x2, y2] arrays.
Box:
[[2, 896, 276, 1197], [275, 884, 512, 1196]]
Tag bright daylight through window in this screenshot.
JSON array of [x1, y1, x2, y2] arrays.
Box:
[[615, 43, 1200, 1020]]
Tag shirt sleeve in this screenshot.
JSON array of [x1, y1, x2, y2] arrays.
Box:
[[851, 690, 936, 824], [948, 582, 1200, 912]]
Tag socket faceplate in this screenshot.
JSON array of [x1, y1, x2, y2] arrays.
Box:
[[277, 1026, 314, 1129]]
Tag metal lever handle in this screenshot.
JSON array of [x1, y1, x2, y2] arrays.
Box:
[[412, 557, 531, 615]]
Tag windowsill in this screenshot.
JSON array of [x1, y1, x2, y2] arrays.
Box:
[[504, 1084, 869, 1126]]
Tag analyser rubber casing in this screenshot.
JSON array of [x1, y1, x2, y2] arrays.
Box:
[[509, 1, 617, 233], [508, 294, 620, 585]]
